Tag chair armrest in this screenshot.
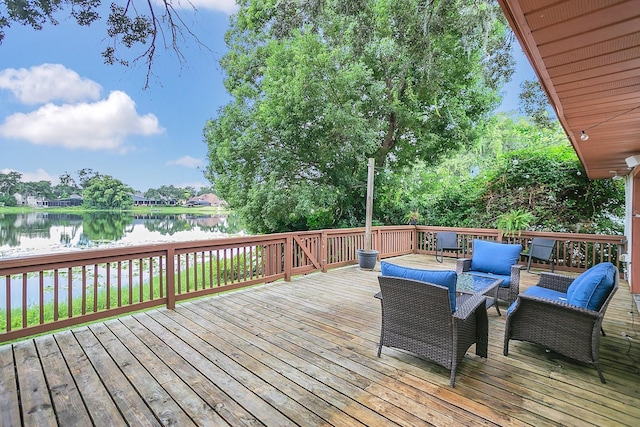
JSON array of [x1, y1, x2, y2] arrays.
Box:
[[455, 258, 472, 274], [536, 272, 574, 293], [453, 293, 487, 320]]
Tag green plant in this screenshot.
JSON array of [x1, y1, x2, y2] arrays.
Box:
[[496, 209, 535, 237], [403, 210, 420, 225]]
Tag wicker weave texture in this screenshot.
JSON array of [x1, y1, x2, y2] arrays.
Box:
[[376, 276, 488, 387], [503, 267, 619, 383]]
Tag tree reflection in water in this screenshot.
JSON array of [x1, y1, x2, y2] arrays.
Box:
[[0, 212, 245, 257]]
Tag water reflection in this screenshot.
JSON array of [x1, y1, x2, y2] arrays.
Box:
[[0, 211, 245, 259]]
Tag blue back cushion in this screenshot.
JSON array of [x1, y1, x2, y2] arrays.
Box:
[[380, 261, 457, 312], [471, 239, 522, 276], [566, 262, 616, 310]]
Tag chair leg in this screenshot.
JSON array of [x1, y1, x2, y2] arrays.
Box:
[[526, 255, 532, 273], [436, 249, 443, 263], [595, 363, 606, 384]]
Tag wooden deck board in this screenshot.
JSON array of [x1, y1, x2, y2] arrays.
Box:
[[1, 254, 639, 426]]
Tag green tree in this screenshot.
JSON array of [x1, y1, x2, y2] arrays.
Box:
[[53, 171, 81, 198], [423, 145, 624, 234], [18, 180, 54, 199], [0, 171, 21, 195], [0, 195, 17, 206], [518, 79, 555, 129], [76, 168, 101, 189], [83, 175, 134, 210], [144, 185, 185, 202], [205, 0, 514, 233]]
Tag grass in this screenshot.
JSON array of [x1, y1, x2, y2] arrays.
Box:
[[0, 251, 262, 342]]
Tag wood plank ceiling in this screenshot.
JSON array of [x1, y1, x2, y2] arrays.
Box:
[[497, 0, 640, 179]]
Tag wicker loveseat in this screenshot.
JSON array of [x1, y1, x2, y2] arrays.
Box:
[[456, 239, 524, 305], [376, 262, 488, 386], [503, 262, 619, 383]]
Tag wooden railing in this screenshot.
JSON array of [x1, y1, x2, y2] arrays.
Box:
[[0, 226, 625, 342], [415, 227, 627, 273]]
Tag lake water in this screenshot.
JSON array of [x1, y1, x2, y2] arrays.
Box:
[[0, 211, 246, 259]]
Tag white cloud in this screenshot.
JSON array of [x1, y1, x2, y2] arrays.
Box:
[[0, 168, 59, 184], [20, 169, 59, 184], [168, 156, 204, 168], [0, 90, 164, 151], [167, 0, 239, 14], [0, 64, 102, 105]]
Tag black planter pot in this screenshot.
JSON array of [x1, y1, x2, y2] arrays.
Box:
[[357, 249, 379, 270]]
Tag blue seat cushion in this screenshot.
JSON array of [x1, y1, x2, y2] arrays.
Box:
[[522, 285, 568, 302], [506, 286, 569, 315], [380, 261, 457, 312], [566, 262, 616, 310], [470, 239, 522, 276], [466, 271, 511, 287]]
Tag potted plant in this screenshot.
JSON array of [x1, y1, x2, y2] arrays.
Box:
[[496, 209, 535, 239], [403, 210, 420, 225], [358, 158, 379, 270]]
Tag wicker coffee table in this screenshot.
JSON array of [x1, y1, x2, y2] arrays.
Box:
[[457, 273, 503, 315]]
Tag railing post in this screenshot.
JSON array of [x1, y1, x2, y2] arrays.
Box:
[[413, 226, 418, 254], [166, 247, 175, 309], [285, 234, 292, 281], [321, 231, 328, 273]]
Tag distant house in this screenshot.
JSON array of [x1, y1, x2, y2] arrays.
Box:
[[132, 194, 178, 206], [13, 193, 46, 208], [186, 193, 227, 208], [38, 195, 83, 208]]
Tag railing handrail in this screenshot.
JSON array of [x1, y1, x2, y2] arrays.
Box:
[[0, 226, 626, 342]]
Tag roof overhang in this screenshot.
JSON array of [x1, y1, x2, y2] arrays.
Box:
[[497, 0, 640, 179]]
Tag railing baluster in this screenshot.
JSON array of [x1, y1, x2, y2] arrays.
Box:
[[54, 270, 59, 322], [128, 260, 133, 304], [5, 275, 11, 332], [82, 266, 87, 315], [67, 267, 72, 318], [117, 261, 122, 308], [39, 271, 44, 324], [22, 274, 27, 329]]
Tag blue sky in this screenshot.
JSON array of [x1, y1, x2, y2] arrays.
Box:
[[0, 1, 534, 192]]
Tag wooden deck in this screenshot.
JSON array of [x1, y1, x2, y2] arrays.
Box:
[[1, 254, 639, 426]]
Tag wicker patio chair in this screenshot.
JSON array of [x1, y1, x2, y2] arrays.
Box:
[[456, 239, 523, 305], [375, 276, 488, 387], [503, 266, 619, 383]]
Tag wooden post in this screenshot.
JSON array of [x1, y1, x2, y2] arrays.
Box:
[[364, 158, 375, 252], [166, 247, 175, 309], [284, 234, 292, 281]]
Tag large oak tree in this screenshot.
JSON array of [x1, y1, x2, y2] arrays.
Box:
[[204, 0, 515, 233]]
